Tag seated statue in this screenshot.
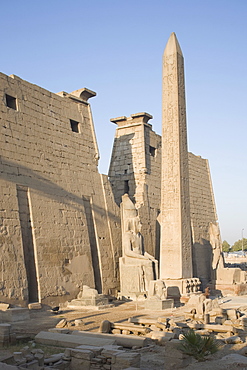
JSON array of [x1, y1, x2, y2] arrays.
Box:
[[119, 194, 158, 298]]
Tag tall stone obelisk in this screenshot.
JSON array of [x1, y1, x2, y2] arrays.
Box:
[[160, 33, 193, 280]]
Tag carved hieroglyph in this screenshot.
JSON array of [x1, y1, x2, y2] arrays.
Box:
[[160, 33, 193, 279]]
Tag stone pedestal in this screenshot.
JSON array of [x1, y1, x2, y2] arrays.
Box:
[[119, 256, 155, 300], [145, 299, 174, 310], [163, 278, 201, 300], [67, 285, 112, 310]]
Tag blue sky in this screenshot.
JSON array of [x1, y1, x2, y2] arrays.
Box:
[[1, 0, 246, 245]]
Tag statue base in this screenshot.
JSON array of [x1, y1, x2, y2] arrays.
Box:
[[162, 278, 201, 300], [119, 256, 154, 300], [145, 299, 174, 310]]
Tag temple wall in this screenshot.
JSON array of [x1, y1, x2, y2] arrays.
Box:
[[108, 114, 161, 259], [188, 153, 218, 286], [0, 73, 121, 305]]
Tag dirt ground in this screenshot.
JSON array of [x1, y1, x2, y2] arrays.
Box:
[[1, 297, 247, 369]]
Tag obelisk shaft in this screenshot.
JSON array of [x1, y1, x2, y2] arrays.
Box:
[[160, 33, 193, 279]]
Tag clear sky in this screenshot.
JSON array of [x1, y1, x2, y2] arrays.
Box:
[[1, 0, 246, 245]]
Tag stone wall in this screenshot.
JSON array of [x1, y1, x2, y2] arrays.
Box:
[[109, 116, 219, 283], [0, 73, 121, 305], [188, 153, 218, 287], [108, 113, 161, 258]]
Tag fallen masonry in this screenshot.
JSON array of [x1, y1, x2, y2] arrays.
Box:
[[2, 296, 247, 368]]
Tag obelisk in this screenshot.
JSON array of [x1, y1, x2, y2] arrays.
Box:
[[160, 33, 193, 280]]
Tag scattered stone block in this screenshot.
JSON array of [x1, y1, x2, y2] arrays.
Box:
[[73, 330, 150, 348], [99, 320, 112, 333], [151, 331, 175, 344], [0, 363, 19, 369], [35, 331, 116, 348], [28, 303, 42, 310], [71, 349, 94, 361], [74, 319, 83, 326], [215, 316, 226, 325], [49, 328, 71, 334], [226, 309, 238, 320], [110, 322, 151, 335], [56, 319, 67, 328], [0, 303, 10, 311], [75, 345, 103, 356], [224, 335, 243, 344], [44, 353, 64, 364], [111, 352, 140, 370], [19, 360, 39, 369], [33, 353, 44, 366], [128, 317, 157, 326]]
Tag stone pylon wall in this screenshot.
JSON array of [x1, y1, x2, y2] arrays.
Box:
[[0, 73, 121, 306], [188, 153, 218, 287], [108, 113, 161, 259]]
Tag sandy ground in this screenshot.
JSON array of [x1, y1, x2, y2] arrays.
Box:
[[1, 296, 247, 369]]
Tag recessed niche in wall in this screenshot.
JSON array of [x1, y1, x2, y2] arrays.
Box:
[[6, 94, 17, 110], [149, 145, 156, 157], [70, 119, 80, 133]]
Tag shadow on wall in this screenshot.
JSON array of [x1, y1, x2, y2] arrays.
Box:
[[0, 156, 120, 296], [0, 157, 118, 219], [108, 133, 136, 206]]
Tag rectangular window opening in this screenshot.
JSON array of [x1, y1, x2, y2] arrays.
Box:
[[70, 119, 80, 133], [6, 94, 17, 110], [149, 145, 156, 157], [124, 180, 129, 194]]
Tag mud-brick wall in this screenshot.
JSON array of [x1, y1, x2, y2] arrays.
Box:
[[188, 153, 218, 286], [0, 73, 120, 305]]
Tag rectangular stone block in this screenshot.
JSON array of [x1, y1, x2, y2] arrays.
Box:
[[35, 331, 116, 348], [71, 349, 94, 360], [111, 352, 140, 370], [75, 345, 104, 356], [145, 299, 174, 310], [70, 357, 91, 370]]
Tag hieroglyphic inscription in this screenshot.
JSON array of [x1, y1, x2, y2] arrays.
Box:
[[160, 33, 192, 279]]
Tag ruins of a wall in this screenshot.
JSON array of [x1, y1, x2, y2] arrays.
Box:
[[0, 73, 121, 306]]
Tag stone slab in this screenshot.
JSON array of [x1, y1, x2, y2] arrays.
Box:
[[71, 330, 150, 348], [0, 304, 10, 311], [68, 297, 109, 307], [145, 299, 174, 310], [28, 303, 42, 310], [35, 331, 116, 348], [0, 364, 18, 369]]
